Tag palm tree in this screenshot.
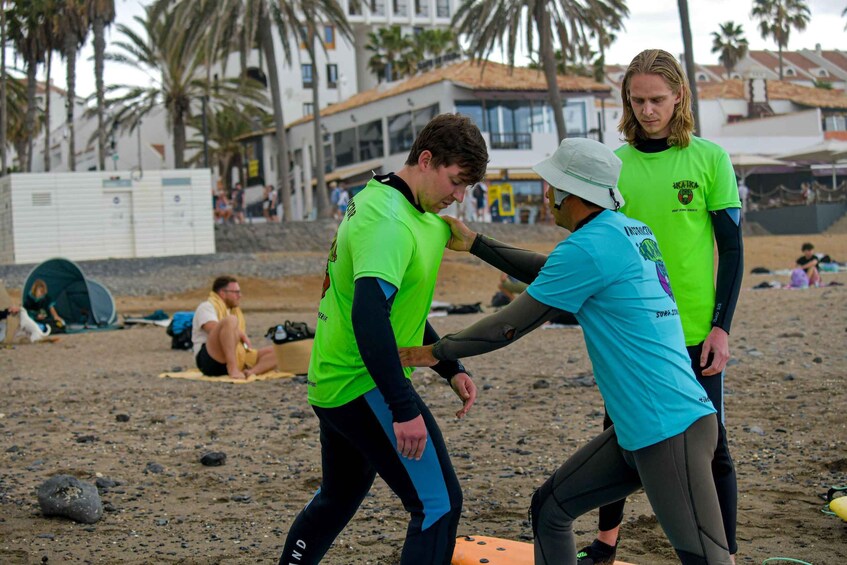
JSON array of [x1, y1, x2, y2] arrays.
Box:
[[154, 0, 352, 220], [41, 0, 64, 172], [5, 74, 43, 169], [711, 22, 749, 79], [1, 0, 7, 174], [7, 0, 49, 171], [104, 5, 267, 168], [365, 25, 410, 82], [677, 0, 700, 134], [56, 0, 89, 171], [87, 0, 115, 170], [452, 0, 628, 141], [751, 0, 811, 80], [185, 103, 270, 191]]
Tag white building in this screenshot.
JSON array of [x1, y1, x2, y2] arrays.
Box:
[[0, 169, 214, 265], [240, 59, 613, 221]]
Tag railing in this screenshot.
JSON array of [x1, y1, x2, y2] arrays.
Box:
[[490, 132, 532, 150]]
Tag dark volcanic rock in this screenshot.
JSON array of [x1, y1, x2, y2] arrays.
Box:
[[37, 475, 103, 524], [200, 452, 227, 467]]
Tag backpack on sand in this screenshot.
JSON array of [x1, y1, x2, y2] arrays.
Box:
[[166, 311, 194, 350]]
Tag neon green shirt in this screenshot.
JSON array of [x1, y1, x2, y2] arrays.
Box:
[[307, 177, 450, 408], [615, 137, 740, 345]]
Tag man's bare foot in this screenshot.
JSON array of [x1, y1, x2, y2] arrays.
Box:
[[229, 370, 247, 380]]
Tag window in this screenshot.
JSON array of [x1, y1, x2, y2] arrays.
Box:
[[455, 101, 484, 131], [327, 64, 339, 88], [358, 119, 385, 161], [817, 69, 829, 77], [785, 68, 796, 77], [388, 104, 439, 154], [349, 0, 362, 15], [334, 128, 357, 167], [370, 0, 386, 16], [324, 25, 335, 49], [393, 0, 408, 16], [303, 102, 314, 116], [436, 0, 449, 17], [415, 0, 429, 17], [302, 64, 314, 88]]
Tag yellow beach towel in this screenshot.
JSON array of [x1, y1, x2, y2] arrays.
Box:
[[159, 368, 295, 384]]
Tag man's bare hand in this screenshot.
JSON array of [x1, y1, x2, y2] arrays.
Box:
[[701, 327, 730, 376], [450, 373, 477, 418], [394, 415, 427, 460], [442, 215, 477, 252], [399, 345, 438, 367]]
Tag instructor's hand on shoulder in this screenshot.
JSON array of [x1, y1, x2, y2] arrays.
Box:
[[442, 215, 477, 253], [394, 416, 427, 460]]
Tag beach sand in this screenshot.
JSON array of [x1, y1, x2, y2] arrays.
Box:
[[1, 232, 846, 564]]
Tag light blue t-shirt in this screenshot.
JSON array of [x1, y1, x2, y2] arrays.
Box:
[[526, 210, 715, 451]]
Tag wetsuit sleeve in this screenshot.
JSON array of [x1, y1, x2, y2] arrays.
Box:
[[711, 208, 743, 334], [470, 234, 548, 284], [433, 292, 562, 361], [423, 321, 468, 382], [352, 277, 419, 423]]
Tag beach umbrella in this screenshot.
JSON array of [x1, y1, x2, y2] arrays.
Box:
[[730, 153, 794, 184], [777, 140, 847, 188]]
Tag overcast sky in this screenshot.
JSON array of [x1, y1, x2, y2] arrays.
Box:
[[25, 0, 847, 98]]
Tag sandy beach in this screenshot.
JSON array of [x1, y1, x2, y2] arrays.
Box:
[[1, 230, 846, 564]]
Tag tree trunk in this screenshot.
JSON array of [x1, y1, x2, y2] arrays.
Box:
[[260, 18, 294, 221], [93, 16, 106, 170], [43, 50, 52, 171], [1, 0, 7, 175], [173, 103, 186, 168], [537, 7, 566, 140], [777, 43, 784, 81], [677, 0, 701, 135], [65, 31, 78, 171], [309, 33, 331, 220], [24, 54, 37, 172]]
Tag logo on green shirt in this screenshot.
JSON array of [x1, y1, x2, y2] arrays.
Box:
[[673, 180, 699, 205]]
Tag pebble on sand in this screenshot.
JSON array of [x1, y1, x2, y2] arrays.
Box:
[[37, 475, 103, 524]]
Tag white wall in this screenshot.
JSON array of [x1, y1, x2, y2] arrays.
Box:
[[4, 170, 214, 265], [0, 177, 13, 264]]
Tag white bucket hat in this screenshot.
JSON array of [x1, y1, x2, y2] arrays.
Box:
[[532, 138, 625, 210]]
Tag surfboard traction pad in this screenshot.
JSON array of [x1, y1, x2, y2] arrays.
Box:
[[452, 535, 636, 565]]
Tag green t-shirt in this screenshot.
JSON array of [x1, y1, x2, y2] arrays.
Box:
[[307, 177, 450, 408], [615, 137, 740, 345]]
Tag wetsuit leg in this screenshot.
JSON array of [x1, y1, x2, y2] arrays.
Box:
[[531, 426, 641, 565], [596, 411, 625, 531], [688, 343, 738, 555], [280, 387, 461, 565], [632, 414, 732, 565], [279, 408, 377, 565]]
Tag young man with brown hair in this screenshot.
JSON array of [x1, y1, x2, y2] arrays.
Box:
[[279, 113, 488, 564]]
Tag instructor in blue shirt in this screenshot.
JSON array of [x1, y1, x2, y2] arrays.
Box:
[[400, 138, 732, 565]]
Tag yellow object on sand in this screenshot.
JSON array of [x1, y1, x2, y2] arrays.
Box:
[[451, 536, 636, 565], [831, 496, 847, 521], [158, 368, 295, 384]]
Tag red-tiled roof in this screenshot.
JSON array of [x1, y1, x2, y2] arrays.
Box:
[[698, 78, 847, 109], [285, 59, 611, 128], [820, 50, 847, 73]]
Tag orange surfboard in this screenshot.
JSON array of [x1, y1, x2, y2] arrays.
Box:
[[452, 536, 636, 565]]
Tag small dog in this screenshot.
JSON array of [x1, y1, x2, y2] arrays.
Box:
[[17, 309, 52, 342]]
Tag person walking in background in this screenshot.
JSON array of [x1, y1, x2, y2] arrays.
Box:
[[577, 48, 744, 565], [231, 182, 245, 224], [400, 138, 732, 565], [278, 113, 488, 565], [472, 181, 487, 221], [336, 182, 350, 219], [330, 181, 342, 220]]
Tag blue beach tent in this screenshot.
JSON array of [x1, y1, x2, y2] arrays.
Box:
[[23, 258, 118, 331]]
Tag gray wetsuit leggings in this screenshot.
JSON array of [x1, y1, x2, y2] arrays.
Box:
[[531, 414, 731, 565]]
